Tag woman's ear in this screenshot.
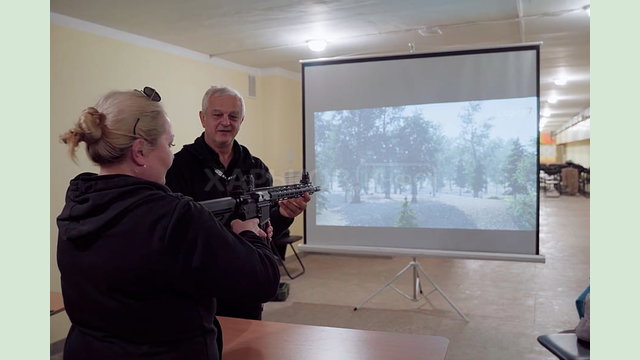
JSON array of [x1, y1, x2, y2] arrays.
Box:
[[131, 138, 146, 167]]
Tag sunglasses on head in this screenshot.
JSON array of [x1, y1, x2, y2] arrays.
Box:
[[133, 86, 161, 136], [136, 86, 161, 102]]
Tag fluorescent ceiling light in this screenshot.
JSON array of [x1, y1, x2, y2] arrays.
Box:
[[418, 26, 442, 36], [307, 39, 327, 52]]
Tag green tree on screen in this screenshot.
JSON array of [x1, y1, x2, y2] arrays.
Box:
[[458, 102, 493, 197], [503, 138, 529, 197], [395, 197, 418, 227]]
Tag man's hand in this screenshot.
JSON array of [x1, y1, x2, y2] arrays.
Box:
[[279, 193, 312, 218]]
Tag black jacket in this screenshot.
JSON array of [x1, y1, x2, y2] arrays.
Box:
[[165, 134, 294, 239], [165, 134, 292, 321], [57, 173, 280, 360]]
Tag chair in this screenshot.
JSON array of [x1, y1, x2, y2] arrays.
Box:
[[537, 333, 590, 360], [271, 233, 305, 279], [540, 168, 561, 197], [578, 168, 590, 197]]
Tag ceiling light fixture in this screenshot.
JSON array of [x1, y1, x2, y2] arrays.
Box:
[[547, 96, 558, 104], [418, 26, 442, 36], [554, 77, 567, 86], [542, 109, 551, 117], [306, 39, 327, 52]]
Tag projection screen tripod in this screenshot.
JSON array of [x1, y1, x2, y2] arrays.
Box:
[[353, 257, 470, 322]]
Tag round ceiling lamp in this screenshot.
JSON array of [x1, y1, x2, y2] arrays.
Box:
[[307, 39, 327, 52]]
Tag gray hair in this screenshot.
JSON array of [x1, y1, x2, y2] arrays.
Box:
[[201, 85, 245, 116]]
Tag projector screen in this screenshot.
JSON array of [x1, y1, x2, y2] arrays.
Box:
[[300, 44, 543, 262]]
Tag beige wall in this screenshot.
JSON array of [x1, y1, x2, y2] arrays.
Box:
[[540, 141, 590, 168], [551, 117, 590, 167], [252, 75, 306, 237], [539, 144, 557, 164], [563, 139, 590, 168], [51, 23, 302, 342]]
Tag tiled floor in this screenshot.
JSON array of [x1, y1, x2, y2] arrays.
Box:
[[264, 195, 589, 360]]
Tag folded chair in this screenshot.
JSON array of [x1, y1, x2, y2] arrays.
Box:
[[271, 231, 305, 279], [537, 333, 589, 360]]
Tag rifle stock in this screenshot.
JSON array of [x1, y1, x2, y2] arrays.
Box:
[[199, 172, 320, 226]]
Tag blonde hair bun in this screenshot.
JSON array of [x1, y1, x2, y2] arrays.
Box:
[[76, 107, 105, 144]]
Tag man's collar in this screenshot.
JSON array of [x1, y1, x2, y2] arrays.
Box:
[[196, 133, 244, 170]]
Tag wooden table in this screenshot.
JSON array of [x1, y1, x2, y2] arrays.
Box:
[[50, 291, 65, 316], [219, 316, 449, 360]]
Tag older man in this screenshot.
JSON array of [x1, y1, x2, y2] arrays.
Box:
[[166, 85, 310, 318]]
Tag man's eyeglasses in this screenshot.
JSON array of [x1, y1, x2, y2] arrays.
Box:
[[137, 86, 161, 102]]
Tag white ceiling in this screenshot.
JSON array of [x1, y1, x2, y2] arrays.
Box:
[[51, 0, 590, 133]]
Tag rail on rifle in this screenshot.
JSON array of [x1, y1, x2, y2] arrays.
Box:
[[199, 171, 320, 226]]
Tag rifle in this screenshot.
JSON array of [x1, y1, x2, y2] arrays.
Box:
[[199, 171, 320, 227]]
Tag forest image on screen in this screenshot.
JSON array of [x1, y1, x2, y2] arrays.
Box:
[[313, 98, 538, 231]]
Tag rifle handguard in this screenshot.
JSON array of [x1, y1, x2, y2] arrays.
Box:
[[199, 171, 320, 226]]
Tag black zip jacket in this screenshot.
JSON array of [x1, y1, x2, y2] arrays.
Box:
[[57, 173, 280, 359]]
